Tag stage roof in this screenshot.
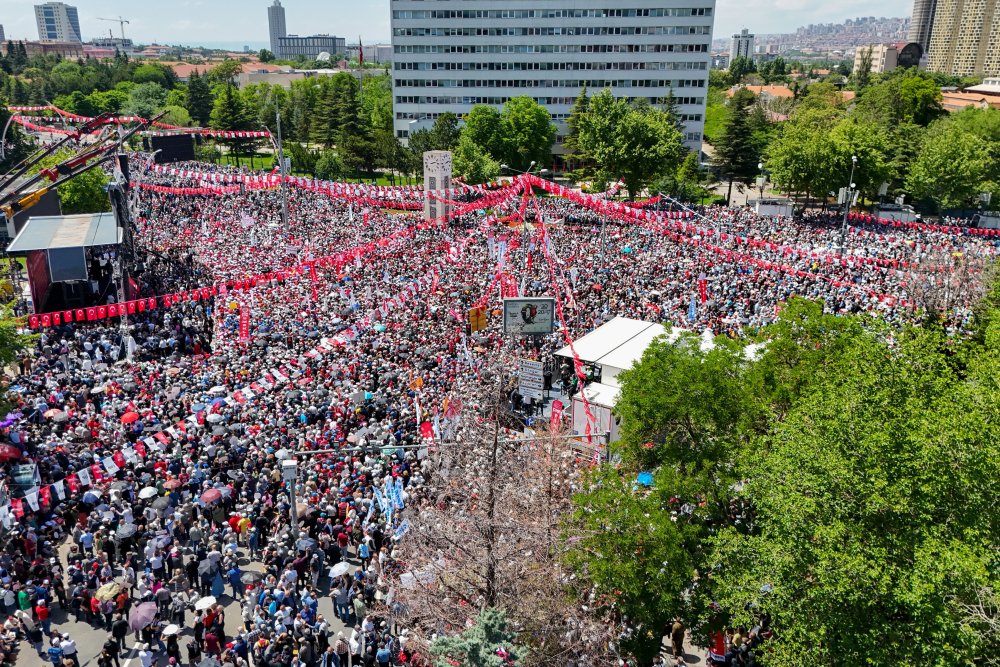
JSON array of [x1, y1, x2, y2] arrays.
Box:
[[555, 317, 671, 367], [6, 212, 120, 254]]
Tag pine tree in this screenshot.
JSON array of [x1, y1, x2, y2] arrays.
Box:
[[563, 86, 589, 163], [714, 88, 760, 203], [429, 608, 523, 667], [309, 78, 339, 148], [184, 71, 213, 126]]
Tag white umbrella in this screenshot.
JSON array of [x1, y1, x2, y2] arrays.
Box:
[[139, 487, 158, 500], [209, 386, 227, 395], [194, 596, 217, 611], [162, 624, 181, 636], [328, 561, 351, 578], [206, 414, 224, 423]]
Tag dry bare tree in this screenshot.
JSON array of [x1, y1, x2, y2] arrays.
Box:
[[388, 371, 622, 665]]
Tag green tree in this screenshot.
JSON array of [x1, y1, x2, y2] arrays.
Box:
[[310, 76, 340, 148], [430, 608, 523, 667], [563, 86, 589, 162], [462, 105, 507, 162], [714, 88, 761, 203], [576, 89, 684, 198], [906, 122, 992, 210], [314, 150, 342, 180], [430, 111, 461, 150], [853, 46, 873, 90], [855, 70, 945, 127], [57, 167, 111, 214], [185, 70, 214, 126], [122, 82, 166, 119], [210, 83, 256, 161], [827, 117, 892, 200], [258, 49, 275, 63], [710, 323, 1000, 667], [160, 105, 191, 127], [207, 59, 243, 86], [131, 63, 175, 88], [728, 56, 756, 83], [452, 133, 501, 184], [766, 107, 842, 203], [498, 96, 557, 171], [53, 90, 97, 117]]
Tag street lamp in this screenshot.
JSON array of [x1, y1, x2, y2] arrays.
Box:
[[500, 161, 549, 177], [755, 161, 768, 209], [839, 155, 858, 256]]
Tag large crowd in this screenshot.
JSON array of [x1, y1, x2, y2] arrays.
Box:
[[0, 156, 991, 667]]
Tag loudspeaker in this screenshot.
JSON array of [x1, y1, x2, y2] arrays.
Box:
[[116, 154, 130, 186]]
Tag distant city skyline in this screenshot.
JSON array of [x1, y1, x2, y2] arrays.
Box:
[[1, 0, 914, 45]]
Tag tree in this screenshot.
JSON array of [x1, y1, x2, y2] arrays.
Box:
[[766, 107, 842, 204], [207, 59, 243, 86], [429, 608, 523, 667], [89, 89, 129, 114], [855, 70, 945, 128], [498, 96, 557, 172], [906, 122, 992, 210], [430, 112, 461, 151], [728, 56, 756, 83], [310, 77, 340, 148], [563, 86, 589, 163], [462, 105, 507, 163], [576, 89, 684, 198], [453, 133, 501, 184], [258, 49, 275, 63], [131, 63, 174, 88], [184, 70, 213, 126], [854, 46, 873, 90], [714, 88, 761, 203], [56, 166, 111, 214], [122, 82, 166, 120], [827, 117, 892, 200], [160, 105, 191, 127], [210, 83, 257, 161], [314, 150, 342, 180], [709, 322, 1000, 667]]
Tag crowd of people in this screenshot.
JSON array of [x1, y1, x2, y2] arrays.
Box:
[[0, 156, 991, 667]]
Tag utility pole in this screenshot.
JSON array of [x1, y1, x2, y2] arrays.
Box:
[[839, 155, 858, 256], [276, 111, 290, 235]]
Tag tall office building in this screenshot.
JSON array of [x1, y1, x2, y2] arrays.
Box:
[[34, 2, 82, 43], [390, 0, 716, 151], [907, 0, 937, 52], [926, 0, 1000, 76], [268, 0, 287, 57], [0, 25, 5, 44], [730, 28, 754, 60]]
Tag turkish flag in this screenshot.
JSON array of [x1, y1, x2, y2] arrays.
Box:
[[52, 312, 61, 326], [147, 297, 156, 310], [41, 314, 51, 327], [107, 304, 118, 317], [28, 315, 39, 328], [63, 310, 73, 323], [97, 306, 107, 319], [127, 301, 137, 314], [86, 308, 97, 321]]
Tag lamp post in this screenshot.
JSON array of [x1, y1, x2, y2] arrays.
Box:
[[756, 161, 767, 206], [839, 155, 858, 256]]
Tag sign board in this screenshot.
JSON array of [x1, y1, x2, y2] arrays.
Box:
[[468, 305, 488, 333], [503, 297, 555, 335], [519, 358, 544, 401]]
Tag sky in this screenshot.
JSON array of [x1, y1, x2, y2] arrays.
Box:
[[2, 0, 913, 46]]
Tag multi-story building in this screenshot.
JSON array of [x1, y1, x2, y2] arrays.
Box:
[[926, 0, 1000, 76], [730, 28, 754, 60], [35, 2, 81, 43], [908, 0, 937, 52], [268, 0, 286, 57], [276, 35, 347, 60], [853, 43, 898, 74], [390, 0, 716, 152], [0, 26, 5, 44]]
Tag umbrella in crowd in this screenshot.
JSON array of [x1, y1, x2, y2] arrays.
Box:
[[0, 444, 22, 462], [200, 488, 222, 504], [138, 486, 158, 499], [129, 601, 158, 632], [194, 596, 216, 611], [95, 581, 121, 601]]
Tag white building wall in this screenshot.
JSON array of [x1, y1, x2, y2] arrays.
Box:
[[390, 0, 716, 152]]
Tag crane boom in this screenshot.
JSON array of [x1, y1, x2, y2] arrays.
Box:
[[96, 16, 131, 41]]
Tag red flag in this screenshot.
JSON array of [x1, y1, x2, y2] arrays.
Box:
[[97, 306, 107, 319], [420, 422, 434, 439], [28, 315, 39, 328], [113, 451, 126, 467], [76, 308, 85, 321], [550, 399, 564, 430], [63, 310, 73, 323], [358, 36, 364, 66], [127, 301, 137, 314], [90, 464, 104, 483], [39, 486, 51, 506], [134, 442, 147, 459], [66, 475, 79, 494], [11, 499, 23, 519]]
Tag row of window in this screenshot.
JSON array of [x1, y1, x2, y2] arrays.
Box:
[[395, 61, 709, 72], [395, 95, 705, 106], [396, 111, 574, 122], [393, 8, 712, 19], [394, 79, 706, 91], [395, 43, 709, 54], [393, 25, 712, 37]]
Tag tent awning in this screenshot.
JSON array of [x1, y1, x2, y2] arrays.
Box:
[[6, 212, 121, 254]]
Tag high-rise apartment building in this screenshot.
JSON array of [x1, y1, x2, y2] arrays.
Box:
[[907, 0, 937, 52], [926, 0, 1000, 76], [35, 2, 81, 43], [0, 25, 5, 43], [390, 0, 716, 151], [853, 44, 899, 74], [730, 28, 754, 60], [268, 0, 287, 56]]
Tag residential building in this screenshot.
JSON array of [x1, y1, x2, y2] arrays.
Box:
[[926, 0, 1000, 76], [853, 43, 898, 74], [276, 35, 346, 60], [0, 26, 5, 44], [711, 53, 730, 69], [3, 40, 84, 58], [34, 2, 81, 43], [390, 0, 716, 151], [730, 28, 754, 60], [908, 0, 937, 52], [268, 0, 286, 56], [941, 89, 1000, 110]]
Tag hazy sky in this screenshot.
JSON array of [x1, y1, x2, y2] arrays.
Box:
[[3, 0, 913, 45]]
